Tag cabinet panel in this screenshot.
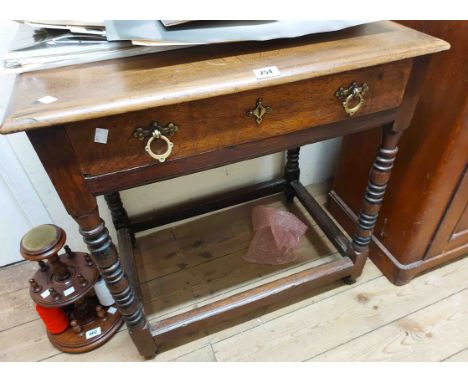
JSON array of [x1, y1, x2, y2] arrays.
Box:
[[425, 167, 468, 258]]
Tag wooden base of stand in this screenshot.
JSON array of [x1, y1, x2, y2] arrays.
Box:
[[47, 304, 123, 354]]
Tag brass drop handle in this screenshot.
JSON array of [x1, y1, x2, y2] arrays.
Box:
[[335, 82, 369, 116], [145, 130, 174, 163], [133, 121, 178, 163]]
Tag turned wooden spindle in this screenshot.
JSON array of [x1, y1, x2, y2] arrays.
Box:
[[104, 191, 134, 242], [70, 320, 83, 336], [284, 148, 301, 202], [29, 278, 41, 293], [64, 245, 74, 258], [38, 260, 49, 272], [84, 254, 94, 266], [49, 288, 61, 301], [96, 305, 108, 321], [77, 274, 88, 287], [344, 123, 405, 283], [49, 255, 70, 281]]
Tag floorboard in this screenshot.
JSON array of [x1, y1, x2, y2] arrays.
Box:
[[312, 288, 468, 361]]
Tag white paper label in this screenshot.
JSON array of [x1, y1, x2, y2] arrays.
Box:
[[85, 327, 102, 340], [94, 128, 109, 144], [107, 306, 117, 315], [37, 95, 58, 104], [40, 289, 50, 299], [63, 286, 75, 296], [253, 66, 280, 80]]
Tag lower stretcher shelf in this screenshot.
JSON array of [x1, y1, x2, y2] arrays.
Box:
[[126, 182, 354, 349]]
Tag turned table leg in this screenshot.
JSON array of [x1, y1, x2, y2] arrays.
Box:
[[78, 214, 155, 357], [104, 192, 131, 229], [284, 147, 301, 202], [27, 127, 157, 358], [104, 192, 142, 299], [344, 56, 430, 283], [345, 123, 403, 283]]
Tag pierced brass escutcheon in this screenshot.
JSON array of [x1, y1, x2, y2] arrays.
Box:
[[247, 98, 272, 125], [335, 82, 369, 116]]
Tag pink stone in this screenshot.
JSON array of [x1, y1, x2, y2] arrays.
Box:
[[243, 206, 308, 265]]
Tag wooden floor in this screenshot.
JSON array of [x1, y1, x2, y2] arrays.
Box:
[[1, 182, 467, 362]]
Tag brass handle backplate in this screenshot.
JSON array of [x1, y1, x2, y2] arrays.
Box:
[[335, 82, 369, 116], [247, 98, 272, 125], [133, 121, 178, 162], [133, 121, 178, 140]]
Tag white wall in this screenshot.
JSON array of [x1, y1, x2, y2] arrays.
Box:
[[118, 139, 342, 217], [0, 21, 342, 265], [0, 164, 45, 265], [0, 21, 53, 265]]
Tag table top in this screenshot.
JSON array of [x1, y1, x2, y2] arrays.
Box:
[[0, 21, 449, 134]]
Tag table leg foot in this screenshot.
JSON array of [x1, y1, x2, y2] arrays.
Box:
[[342, 276, 357, 285], [129, 322, 158, 359]]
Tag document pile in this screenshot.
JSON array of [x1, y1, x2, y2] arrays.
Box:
[[3, 20, 370, 73]]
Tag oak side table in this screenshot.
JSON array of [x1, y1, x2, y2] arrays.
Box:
[[0, 21, 448, 358]]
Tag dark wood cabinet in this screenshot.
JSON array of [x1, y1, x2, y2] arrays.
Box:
[[327, 21, 468, 285]]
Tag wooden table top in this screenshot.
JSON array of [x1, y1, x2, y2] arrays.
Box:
[[0, 21, 448, 134]]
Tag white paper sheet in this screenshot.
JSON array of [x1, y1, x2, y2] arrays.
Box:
[[106, 20, 373, 44]]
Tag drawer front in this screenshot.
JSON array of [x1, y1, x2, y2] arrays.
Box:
[[66, 60, 411, 177]]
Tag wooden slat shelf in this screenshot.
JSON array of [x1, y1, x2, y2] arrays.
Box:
[[132, 185, 343, 322]]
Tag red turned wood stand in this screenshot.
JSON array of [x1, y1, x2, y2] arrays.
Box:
[[1, 22, 448, 358]]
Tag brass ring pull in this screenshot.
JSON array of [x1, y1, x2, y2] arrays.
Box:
[[145, 130, 174, 163], [335, 82, 369, 116], [343, 90, 365, 116]]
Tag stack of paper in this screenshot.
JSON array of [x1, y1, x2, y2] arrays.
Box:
[[21, 20, 107, 35], [3, 20, 372, 73], [106, 20, 370, 45], [3, 21, 190, 73]]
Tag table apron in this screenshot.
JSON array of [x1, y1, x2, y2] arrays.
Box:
[[85, 108, 397, 195]]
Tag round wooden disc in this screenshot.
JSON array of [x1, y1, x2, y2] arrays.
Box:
[[47, 305, 123, 354], [21, 224, 66, 261]]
